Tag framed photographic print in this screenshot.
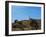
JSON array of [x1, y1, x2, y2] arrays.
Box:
[[5, 1, 45, 36]]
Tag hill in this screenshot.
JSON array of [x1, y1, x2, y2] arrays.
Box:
[[12, 18, 41, 31]]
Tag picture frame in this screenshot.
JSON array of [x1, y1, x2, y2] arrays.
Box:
[[5, 1, 45, 36]]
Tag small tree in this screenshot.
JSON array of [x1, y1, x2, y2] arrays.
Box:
[[14, 20, 18, 23]]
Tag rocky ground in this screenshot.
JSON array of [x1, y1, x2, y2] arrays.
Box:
[[12, 19, 41, 31]]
